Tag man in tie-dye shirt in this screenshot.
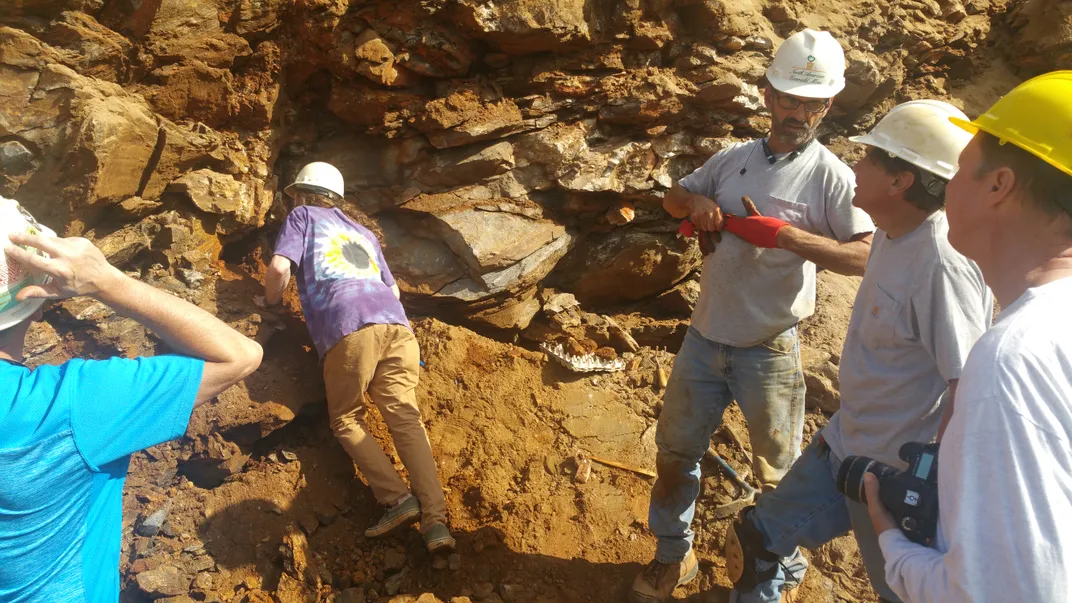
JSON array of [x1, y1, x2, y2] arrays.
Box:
[[264, 162, 454, 554]]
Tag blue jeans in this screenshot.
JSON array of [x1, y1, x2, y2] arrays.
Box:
[[650, 326, 805, 564], [736, 437, 902, 603]]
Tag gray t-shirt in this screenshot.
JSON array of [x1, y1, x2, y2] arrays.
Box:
[[680, 139, 874, 347], [824, 212, 993, 469]]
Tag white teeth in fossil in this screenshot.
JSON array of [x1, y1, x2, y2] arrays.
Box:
[[540, 342, 625, 373]]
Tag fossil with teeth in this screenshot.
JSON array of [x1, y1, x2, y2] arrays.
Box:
[[540, 341, 625, 373]]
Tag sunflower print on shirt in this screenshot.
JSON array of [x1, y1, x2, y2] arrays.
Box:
[[314, 222, 381, 282]]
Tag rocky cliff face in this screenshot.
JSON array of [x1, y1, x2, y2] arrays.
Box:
[[4, 0, 1067, 404], [3, 0, 1069, 601], [5, 0, 1070, 502], [6, 0, 1069, 338]]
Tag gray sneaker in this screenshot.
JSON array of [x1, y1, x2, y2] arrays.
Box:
[[423, 522, 456, 554], [365, 496, 420, 538]]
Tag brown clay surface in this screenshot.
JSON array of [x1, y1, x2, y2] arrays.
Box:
[[121, 315, 875, 603]]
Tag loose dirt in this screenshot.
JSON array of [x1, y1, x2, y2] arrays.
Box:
[[122, 307, 877, 603]]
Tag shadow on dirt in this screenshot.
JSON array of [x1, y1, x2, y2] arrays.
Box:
[[192, 404, 730, 603], [200, 494, 731, 603]]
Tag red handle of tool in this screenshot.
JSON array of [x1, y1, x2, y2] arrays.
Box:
[[678, 219, 695, 238]]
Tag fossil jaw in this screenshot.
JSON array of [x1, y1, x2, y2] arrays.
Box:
[[540, 342, 625, 373]]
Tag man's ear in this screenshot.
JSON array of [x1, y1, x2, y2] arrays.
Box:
[[816, 99, 833, 121], [981, 164, 1016, 209], [891, 170, 916, 197], [762, 86, 773, 110], [989, 166, 1018, 204]]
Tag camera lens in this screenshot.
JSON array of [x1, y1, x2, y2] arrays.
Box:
[[837, 456, 872, 503], [836, 456, 899, 503]]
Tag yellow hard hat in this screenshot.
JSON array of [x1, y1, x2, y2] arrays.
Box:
[[949, 70, 1072, 178]]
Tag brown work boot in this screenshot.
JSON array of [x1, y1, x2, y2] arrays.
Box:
[[629, 551, 698, 603]]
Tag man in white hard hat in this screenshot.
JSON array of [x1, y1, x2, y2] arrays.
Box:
[[631, 29, 875, 603], [721, 100, 993, 603], [262, 162, 455, 553], [864, 71, 1072, 603], [0, 197, 262, 601]]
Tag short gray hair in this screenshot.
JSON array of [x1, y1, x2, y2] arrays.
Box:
[[976, 132, 1072, 235]]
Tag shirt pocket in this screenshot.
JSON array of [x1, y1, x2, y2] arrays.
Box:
[[859, 285, 906, 349], [767, 195, 810, 230]]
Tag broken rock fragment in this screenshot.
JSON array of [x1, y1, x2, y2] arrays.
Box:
[[135, 565, 191, 599]]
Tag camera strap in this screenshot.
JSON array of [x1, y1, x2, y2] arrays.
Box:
[[814, 433, 831, 459]]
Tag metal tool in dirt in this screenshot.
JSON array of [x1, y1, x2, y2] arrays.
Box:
[[590, 455, 657, 479], [653, 347, 669, 391], [707, 445, 757, 519]]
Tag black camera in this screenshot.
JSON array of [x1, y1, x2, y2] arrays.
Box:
[[836, 442, 940, 545]]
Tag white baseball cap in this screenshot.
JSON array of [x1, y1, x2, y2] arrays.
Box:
[[0, 197, 55, 331]]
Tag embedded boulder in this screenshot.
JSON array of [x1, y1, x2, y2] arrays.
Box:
[[552, 229, 701, 306], [165, 169, 272, 236]]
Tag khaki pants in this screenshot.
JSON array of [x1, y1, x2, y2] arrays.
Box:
[[323, 324, 447, 529]]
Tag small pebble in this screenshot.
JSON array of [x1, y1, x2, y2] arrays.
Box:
[[193, 572, 214, 591], [315, 506, 338, 526], [384, 571, 405, 596], [384, 547, 407, 572], [136, 501, 172, 537], [473, 583, 495, 599]]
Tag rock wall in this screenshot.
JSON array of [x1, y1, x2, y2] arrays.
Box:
[[5, 0, 1069, 480], [3, 1, 1070, 600], [6, 0, 1069, 336]]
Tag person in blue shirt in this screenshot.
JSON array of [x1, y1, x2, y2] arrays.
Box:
[[0, 209, 263, 602]]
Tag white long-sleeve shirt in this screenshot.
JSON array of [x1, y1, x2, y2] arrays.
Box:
[[878, 276, 1072, 602]]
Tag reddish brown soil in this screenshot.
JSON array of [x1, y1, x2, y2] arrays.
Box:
[[121, 316, 877, 603]]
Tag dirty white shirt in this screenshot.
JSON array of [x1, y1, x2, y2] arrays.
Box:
[[679, 139, 874, 347], [824, 212, 993, 469], [879, 276, 1072, 603]]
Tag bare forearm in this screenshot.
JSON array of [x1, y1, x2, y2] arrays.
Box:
[[265, 268, 288, 305], [97, 272, 261, 366], [776, 227, 872, 276]]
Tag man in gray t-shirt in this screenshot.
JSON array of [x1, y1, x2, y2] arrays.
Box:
[[631, 29, 875, 603], [724, 101, 993, 603]]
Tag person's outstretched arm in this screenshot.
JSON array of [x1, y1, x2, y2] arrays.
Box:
[[6, 232, 262, 406], [265, 254, 292, 306]]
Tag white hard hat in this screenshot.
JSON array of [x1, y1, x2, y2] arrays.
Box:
[[0, 197, 55, 331], [284, 162, 345, 199], [766, 29, 846, 98], [849, 100, 974, 180]]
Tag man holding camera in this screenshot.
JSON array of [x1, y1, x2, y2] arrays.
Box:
[[631, 29, 877, 603], [723, 100, 993, 603], [0, 198, 263, 601], [865, 71, 1072, 602]]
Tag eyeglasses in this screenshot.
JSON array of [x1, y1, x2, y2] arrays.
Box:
[[774, 91, 830, 114]]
